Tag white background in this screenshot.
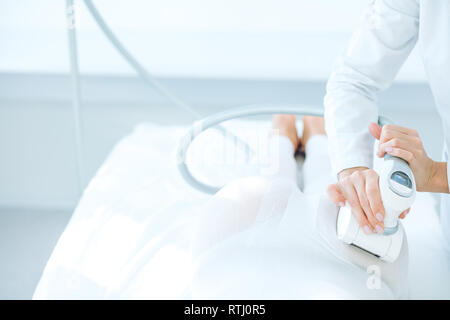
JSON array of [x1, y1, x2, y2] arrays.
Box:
[[0, 0, 426, 81]]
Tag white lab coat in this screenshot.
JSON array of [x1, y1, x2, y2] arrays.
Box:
[[324, 0, 450, 248]]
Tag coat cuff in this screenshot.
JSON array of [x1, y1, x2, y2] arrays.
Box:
[[332, 154, 373, 178]]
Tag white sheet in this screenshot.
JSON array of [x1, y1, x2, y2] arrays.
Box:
[[33, 121, 450, 299]]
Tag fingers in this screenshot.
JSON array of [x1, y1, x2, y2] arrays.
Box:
[[399, 208, 411, 219], [350, 171, 382, 232], [327, 169, 388, 235], [381, 124, 419, 138], [337, 176, 373, 234], [378, 128, 422, 158], [369, 122, 417, 145], [384, 147, 414, 164], [368, 122, 382, 140], [327, 182, 373, 233], [378, 137, 419, 158], [326, 184, 346, 207], [365, 170, 385, 232]]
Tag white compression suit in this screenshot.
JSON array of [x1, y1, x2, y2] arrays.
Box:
[[190, 134, 408, 299]]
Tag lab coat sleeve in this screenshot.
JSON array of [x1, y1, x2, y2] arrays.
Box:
[[324, 0, 420, 176]]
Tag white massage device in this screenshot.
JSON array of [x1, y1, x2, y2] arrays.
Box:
[[337, 154, 416, 262]]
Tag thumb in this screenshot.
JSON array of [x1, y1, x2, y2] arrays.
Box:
[[326, 184, 346, 207], [368, 122, 382, 140]]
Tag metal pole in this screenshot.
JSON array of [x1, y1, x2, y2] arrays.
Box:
[[66, 0, 84, 196]]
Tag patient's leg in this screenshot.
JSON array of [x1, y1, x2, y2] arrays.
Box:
[[263, 115, 299, 181], [301, 116, 335, 194], [192, 115, 299, 257]]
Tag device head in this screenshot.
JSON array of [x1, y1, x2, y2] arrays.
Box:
[[378, 154, 416, 231], [337, 154, 415, 262]]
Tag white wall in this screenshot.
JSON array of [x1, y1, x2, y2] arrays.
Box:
[[0, 0, 426, 80]]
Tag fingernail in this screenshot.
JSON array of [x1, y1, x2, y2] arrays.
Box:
[[363, 225, 372, 234], [375, 225, 384, 234], [385, 147, 393, 152], [338, 202, 345, 207], [376, 213, 384, 222]]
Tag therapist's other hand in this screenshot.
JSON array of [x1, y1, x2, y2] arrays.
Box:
[[368, 122, 448, 193], [327, 167, 385, 234]]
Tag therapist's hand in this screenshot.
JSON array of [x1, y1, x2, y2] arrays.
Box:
[[327, 122, 425, 235], [369, 122, 449, 193], [327, 167, 386, 234]]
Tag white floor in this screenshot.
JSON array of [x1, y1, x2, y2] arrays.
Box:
[[0, 209, 72, 299]]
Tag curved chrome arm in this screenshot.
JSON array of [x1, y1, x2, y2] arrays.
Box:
[[177, 105, 321, 194], [177, 104, 393, 194]]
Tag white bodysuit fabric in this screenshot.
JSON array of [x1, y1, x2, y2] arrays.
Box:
[[190, 135, 402, 299]]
